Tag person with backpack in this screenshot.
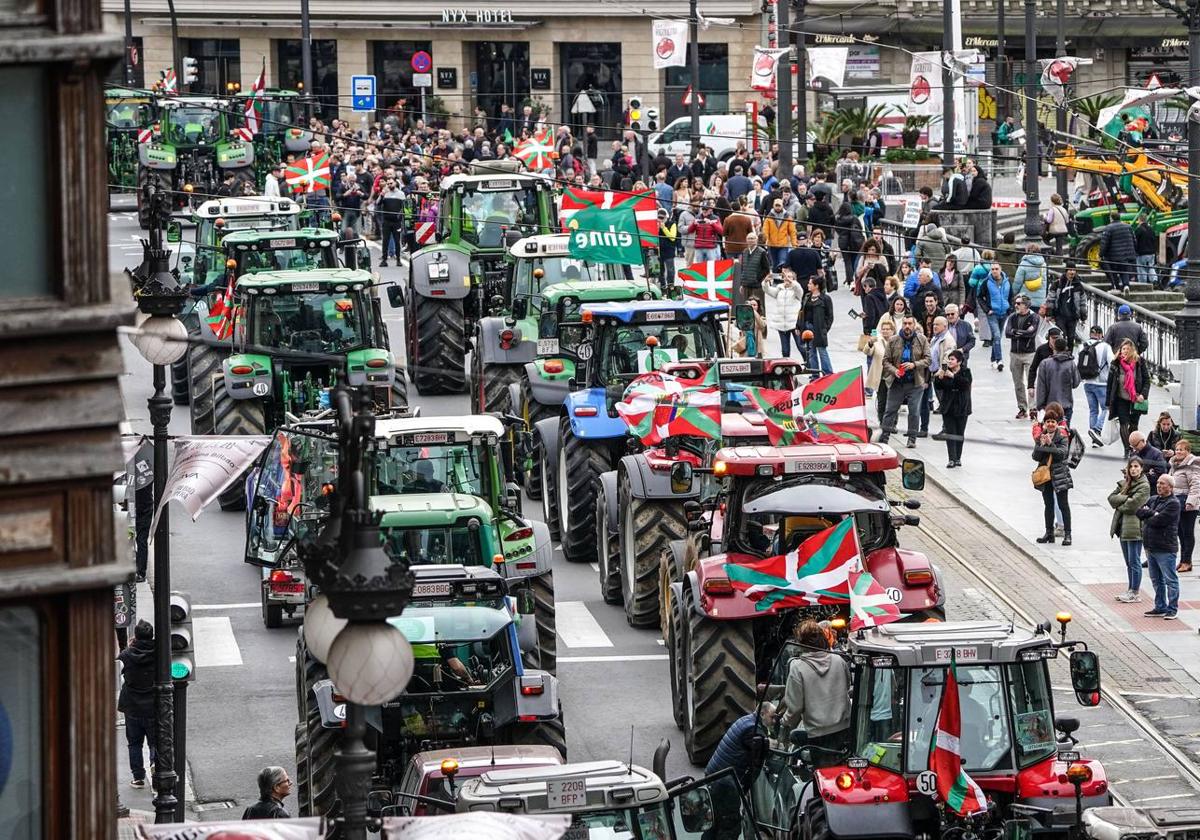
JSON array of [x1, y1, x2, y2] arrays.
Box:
[[1079, 325, 1114, 446]]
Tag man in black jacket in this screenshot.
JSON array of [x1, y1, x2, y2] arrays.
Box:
[[119, 620, 158, 788], [1138, 475, 1181, 618], [1004, 296, 1041, 418], [1133, 212, 1159, 288], [243, 766, 293, 820], [806, 193, 835, 243], [786, 231, 825, 283], [737, 231, 773, 310], [1100, 221, 1137, 293]]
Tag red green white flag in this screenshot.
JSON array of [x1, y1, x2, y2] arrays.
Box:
[[742, 368, 870, 446], [723, 517, 858, 611], [245, 59, 266, 135], [615, 371, 722, 445], [930, 660, 989, 817], [560, 187, 658, 246], [848, 566, 902, 630], [205, 276, 236, 339], [285, 152, 331, 193], [679, 259, 735, 303]]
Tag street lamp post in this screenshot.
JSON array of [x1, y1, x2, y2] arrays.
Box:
[[688, 0, 700, 157], [1021, 0, 1042, 239], [997, 0, 1006, 121], [776, 0, 793, 177], [301, 0, 314, 121], [123, 0, 135, 86], [942, 0, 955, 167], [1054, 0, 1068, 200], [795, 0, 807, 166], [1156, 0, 1200, 358]]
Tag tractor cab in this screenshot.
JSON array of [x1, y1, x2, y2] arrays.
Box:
[[750, 619, 1109, 839], [507, 234, 631, 310], [221, 228, 342, 276], [181, 197, 302, 284]]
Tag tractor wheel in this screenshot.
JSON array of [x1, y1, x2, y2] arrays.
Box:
[[262, 585, 283, 629], [521, 380, 555, 502], [389, 372, 408, 411], [667, 586, 686, 729], [658, 544, 687, 640], [556, 417, 609, 562], [530, 571, 557, 675], [596, 494, 622, 606], [171, 357, 190, 405], [297, 636, 340, 820], [1075, 234, 1103, 271], [538, 429, 561, 543], [294, 723, 310, 816], [412, 294, 467, 395], [619, 476, 686, 628], [187, 340, 225, 435], [212, 375, 266, 511], [510, 705, 567, 760], [474, 356, 522, 415], [683, 589, 755, 766], [806, 802, 834, 840]]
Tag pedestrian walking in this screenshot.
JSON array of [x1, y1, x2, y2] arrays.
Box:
[[1079, 326, 1114, 446], [996, 232, 1021, 283], [1109, 457, 1150, 602], [979, 263, 1011, 370], [688, 203, 724, 264], [881, 314, 931, 448], [1013, 243, 1048, 310], [1042, 193, 1070, 255], [1133, 211, 1159, 288], [118, 620, 157, 789], [940, 254, 964, 308], [762, 199, 797, 270], [1004, 296, 1041, 418], [800, 277, 834, 376], [1106, 338, 1150, 455], [375, 177, 405, 267], [1049, 262, 1083, 350], [1034, 335, 1081, 426], [867, 319, 896, 413], [1137, 475, 1181, 619], [923, 316, 955, 436], [835, 200, 865, 289], [1100, 221, 1137, 293], [944, 304, 975, 363], [243, 766, 292, 819], [1104, 305, 1149, 355], [736, 231, 772, 310], [764, 268, 803, 357], [1032, 404, 1073, 546], [1168, 439, 1200, 574], [933, 349, 971, 467]]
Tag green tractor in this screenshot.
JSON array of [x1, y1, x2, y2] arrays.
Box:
[[136, 96, 256, 228], [232, 88, 311, 189], [402, 165, 557, 396], [470, 232, 650, 415], [105, 88, 156, 198]]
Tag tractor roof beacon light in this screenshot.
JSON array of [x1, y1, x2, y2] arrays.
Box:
[[169, 592, 195, 682]]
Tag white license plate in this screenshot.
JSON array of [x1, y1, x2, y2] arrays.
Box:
[[644, 310, 675, 322], [407, 432, 449, 445], [272, 238, 296, 248], [784, 458, 834, 473], [290, 282, 319, 292], [546, 777, 588, 809], [935, 646, 979, 662], [719, 362, 752, 375], [412, 582, 452, 598], [537, 338, 560, 355]]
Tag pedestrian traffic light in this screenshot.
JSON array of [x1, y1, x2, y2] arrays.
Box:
[[647, 107, 659, 132], [182, 57, 199, 85], [169, 592, 195, 682], [629, 96, 643, 130]]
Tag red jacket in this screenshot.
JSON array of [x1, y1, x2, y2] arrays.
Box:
[[688, 217, 724, 250]]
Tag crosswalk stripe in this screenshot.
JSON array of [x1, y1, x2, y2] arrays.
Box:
[[555, 601, 613, 648], [193, 616, 243, 667]]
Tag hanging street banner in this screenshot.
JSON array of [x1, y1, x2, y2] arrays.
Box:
[[907, 51, 943, 116], [565, 204, 645, 265], [751, 46, 790, 93], [148, 435, 271, 535], [808, 47, 849, 90], [652, 20, 689, 69]]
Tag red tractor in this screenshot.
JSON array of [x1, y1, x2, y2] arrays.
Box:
[[665, 444, 943, 764]]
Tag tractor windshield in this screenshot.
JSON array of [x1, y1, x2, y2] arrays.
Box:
[[557, 803, 671, 840], [250, 291, 367, 353], [390, 606, 514, 693], [237, 246, 332, 274], [257, 99, 301, 134], [596, 321, 721, 382], [460, 184, 541, 247], [512, 256, 619, 302], [107, 101, 153, 129], [374, 444, 486, 497], [383, 525, 486, 567], [164, 106, 222, 145], [735, 477, 894, 556]]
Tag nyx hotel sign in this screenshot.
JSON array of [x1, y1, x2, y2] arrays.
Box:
[[441, 7, 516, 22]]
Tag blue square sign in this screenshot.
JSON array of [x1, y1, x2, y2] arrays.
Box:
[[351, 74, 376, 112]]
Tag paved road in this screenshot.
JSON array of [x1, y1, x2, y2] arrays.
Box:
[[109, 205, 1199, 822]]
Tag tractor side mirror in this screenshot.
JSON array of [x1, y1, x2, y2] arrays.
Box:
[[1069, 650, 1101, 706], [511, 297, 528, 320], [670, 462, 693, 494], [901, 458, 926, 491], [1055, 716, 1080, 739], [516, 588, 536, 615], [387, 285, 405, 309], [678, 788, 715, 833], [734, 303, 756, 332], [166, 221, 182, 243]]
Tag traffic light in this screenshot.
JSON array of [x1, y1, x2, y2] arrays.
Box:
[[182, 57, 199, 85], [170, 592, 196, 682], [629, 96, 643, 130], [647, 107, 659, 133]]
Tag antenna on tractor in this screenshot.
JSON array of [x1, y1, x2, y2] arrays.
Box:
[[1009, 610, 1017, 634], [628, 725, 635, 772]]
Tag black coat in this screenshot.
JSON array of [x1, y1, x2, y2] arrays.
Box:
[[1100, 223, 1137, 270], [787, 246, 824, 281], [1032, 429, 1073, 491], [1137, 493, 1181, 552], [862, 288, 889, 334], [807, 201, 836, 241], [965, 175, 992, 210], [118, 638, 157, 719], [1106, 356, 1151, 420], [244, 798, 290, 820], [934, 367, 973, 416], [801, 292, 834, 346]]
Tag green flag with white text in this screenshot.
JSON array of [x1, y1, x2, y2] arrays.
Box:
[[566, 205, 644, 265]]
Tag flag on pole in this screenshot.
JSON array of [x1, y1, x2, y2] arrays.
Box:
[[285, 152, 331, 193], [742, 369, 870, 445], [161, 68, 178, 93], [245, 59, 266, 134], [848, 566, 902, 630], [678, 259, 735, 303], [930, 659, 989, 817], [503, 128, 515, 146], [723, 518, 859, 611], [560, 187, 659, 246], [514, 136, 555, 171], [205, 275, 237, 339]]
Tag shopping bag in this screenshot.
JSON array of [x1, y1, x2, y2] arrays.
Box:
[[1101, 416, 1121, 446]]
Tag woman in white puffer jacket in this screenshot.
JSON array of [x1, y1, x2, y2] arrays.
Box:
[[764, 267, 804, 358]]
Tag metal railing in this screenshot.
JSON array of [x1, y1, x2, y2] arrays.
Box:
[[1077, 280, 1178, 381]]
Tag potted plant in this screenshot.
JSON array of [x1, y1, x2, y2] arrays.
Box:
[[838, 104, 892, 154], [895, 106, 940, 149], [811, 112, 846, 161], [426, 95, 451, 128], [1073, 93, 1120, 141]]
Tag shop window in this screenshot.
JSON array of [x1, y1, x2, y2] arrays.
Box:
[[0, 606, 43, 840], [474, 41, 529, 119], [0, 66, 51, 301], [560, 43, 622, 140], [277, 39, 339, 120], [664, 44, 728, 124], [183, 38, 241, 96]]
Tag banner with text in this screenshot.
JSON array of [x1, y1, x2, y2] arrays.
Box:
[[148, 435, 271, 535], [808, 47, 849, 90], [652, 20, 689, 69], [751, 46, 791, 93]]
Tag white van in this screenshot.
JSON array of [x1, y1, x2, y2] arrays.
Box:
[[647, 113, 813, 163]]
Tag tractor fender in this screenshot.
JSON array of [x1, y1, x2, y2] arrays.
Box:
[[619, 453, 700, 501], [284, 130, 312, 153], [311, 678, 347, 728], [513, 669, 559, 720], [534, 416, 562, 472], [523, 361, 571, 408], [409, 246, 472, 300], [216, 142, 254, 169], [565, 389, 626, 439], [598, 469, 619, 537], [682, 568, 703, 618], [477, 316, 536, 365], [665, 539, 690, 588], [222, 356, 273, 400], [502, 520, 552, 580], [507, 379, 525, 418]]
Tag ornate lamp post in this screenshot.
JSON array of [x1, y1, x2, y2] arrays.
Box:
[[1021, 0, 1042, 240]]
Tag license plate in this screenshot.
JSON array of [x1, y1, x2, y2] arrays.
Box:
[[644, 310, 676, 322], [290, 282, 319, 292], [271, 238, 296, 248], [935, 646, 979, 662], [546, 777, 588, 809], [719, 362, 752, 375], [413, 582, 452, 598], [784, 458, 835, 473], [537, 338, 559, 355], [270, 582, 305, 594], [406, 432, 449, 445]]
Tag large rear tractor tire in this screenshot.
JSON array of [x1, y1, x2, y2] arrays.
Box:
[[521, 380, 555, 502], [187, 340, 225, 435], [297, 636, 340, 820], [212, 375, 266, 511], [412, 295, 467, 395], [1075, 234, 1103, 271], [530, 571, 557, 675], [171, 357, 190, 405], [683, 589, 755, 766], [596, 494, 622, 606], [667, 585, 686, 729], [539, 431, 561, 543], [556, 418, 610, 562], [474, 356, 522, 415], [388, 372, 408, 411], [509, 705, 567, 760], [294, 723, 310, 816], [619, 476, 686, 628]]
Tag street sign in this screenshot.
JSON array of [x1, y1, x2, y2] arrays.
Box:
[[411, 50, 432, 74], [351, 74, 376, 112], [413, 72, 432, 88]]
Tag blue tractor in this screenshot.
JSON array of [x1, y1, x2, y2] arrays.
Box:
[[533, 299, 727, 562]]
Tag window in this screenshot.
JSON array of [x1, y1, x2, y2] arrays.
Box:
[[906, 665, 1012, 773], [852, 663, 907, 772], [183, 39, 241, 96], [372, 41, 433, 114], [0, 606, 43, 840], [1007, 661, 1057, 768], [665, 44, 729, 124], [560, 43, 622, 136], [277, 39, 339, 119], [0, 67, 51, 301]]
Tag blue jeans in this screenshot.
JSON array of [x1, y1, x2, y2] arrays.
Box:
[[126, 715, 158, 781], [1146, 550, 1180, 613], [769, 246, 790, 269], [987, 313, 1005, 362], [1121, 539, 1143, 591], [779, 329, 794, 357], [1084, 382, 1107, 433], [695, 247, 721, 264], [806, 344, 832, 376], [1137, 253, 1157, 286]]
